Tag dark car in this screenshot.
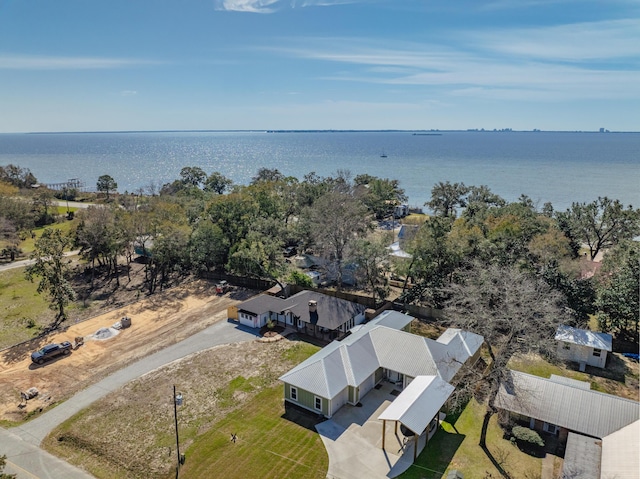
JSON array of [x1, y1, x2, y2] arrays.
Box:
[[31, 342, 72, 365]]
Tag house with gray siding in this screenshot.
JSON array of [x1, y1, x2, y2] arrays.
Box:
[[279, 310, 483, 418]]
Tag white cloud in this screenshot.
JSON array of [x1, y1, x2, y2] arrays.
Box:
[[265, 16, 640, 101], [0, 55, 158, 70], [214, 0, 280, 13], [120, 90, 138, 96], [215, 0, 364, 12], [468, 18, 640, 61]]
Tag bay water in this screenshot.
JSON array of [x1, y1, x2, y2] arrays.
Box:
[[0, 130, 638, 212]]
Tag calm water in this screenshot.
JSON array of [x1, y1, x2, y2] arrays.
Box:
[[0, 131, 638, 211]]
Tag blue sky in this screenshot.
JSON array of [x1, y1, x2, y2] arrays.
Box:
[[1, 0, 638, 132]]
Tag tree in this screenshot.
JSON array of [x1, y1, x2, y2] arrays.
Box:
[[287, 269, 314, 287], [189, 221, 229, 272], [227, 229, 287, 291], [251, 168, 284, 184], [443, 262, 568, 453], [31, 189, 55, 226], [352, 237, 390, 305], [595, 241, 639, 340], [0, 164, 37, 188], [25, 228, 76, 326], [305, 190, 372, 289], [427, 181, 469, 218], [96, 174, 118, 200], [204, 171, 233, 194], [355, 175, 407, 219], [557, 197, 640, 260], [179, 166, 207, 188], [401, 216, 461, 307], [0, 454, 16, 478]]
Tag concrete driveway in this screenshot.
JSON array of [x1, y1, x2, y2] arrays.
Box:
[[315, 381, 429, 479]]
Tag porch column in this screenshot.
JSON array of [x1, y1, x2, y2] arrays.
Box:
[[382, 420, 386, 450], [395, 421, 398, 434], [413, 434, 418, 461]]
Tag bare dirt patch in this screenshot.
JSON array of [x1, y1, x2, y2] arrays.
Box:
[[42, 339, 318, 479], [0, 280, 256, 423]]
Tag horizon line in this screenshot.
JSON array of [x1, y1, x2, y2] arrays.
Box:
[[4, 128, 639, 135]]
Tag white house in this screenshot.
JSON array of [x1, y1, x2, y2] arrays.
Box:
[[555, 325, 613, 370]]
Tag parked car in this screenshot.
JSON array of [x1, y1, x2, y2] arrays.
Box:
[[216, 280, 230, 294], [31, 342, 72, 365]]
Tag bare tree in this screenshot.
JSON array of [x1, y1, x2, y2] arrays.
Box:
[[306, 190, 371, 289], [443, 261, 569, 467]]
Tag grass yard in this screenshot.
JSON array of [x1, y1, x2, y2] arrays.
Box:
[[180, 386, 328, 479], [43, 340, 326, 479], [18, 219, 77, 255], [399, 399, 542, 479], [0, 267, 52, 348]]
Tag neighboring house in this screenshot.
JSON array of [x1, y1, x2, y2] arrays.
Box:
[[495, 370, 640, 479], [279, 310, 483, 419], [555, 325, 613, 370], [496, 371, 639, 441], [562, 420, 640, 479], [236, 290, 366, 339]]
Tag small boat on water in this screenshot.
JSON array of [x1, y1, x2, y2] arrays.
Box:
[[380, 150, 387, 158]]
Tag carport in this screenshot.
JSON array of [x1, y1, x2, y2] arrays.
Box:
[[378, 375, 454, 461]]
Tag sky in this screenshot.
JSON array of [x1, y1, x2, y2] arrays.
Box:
[[0, 0, 638, 133]]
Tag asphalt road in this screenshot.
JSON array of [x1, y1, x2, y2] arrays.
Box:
[[2, 319, 260, 478]]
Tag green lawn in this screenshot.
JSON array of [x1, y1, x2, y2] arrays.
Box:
[[18, 219, 77, 255], [399, 399, 542, 479], [180, 385, 328, 479], [0, 267, 52, 347]]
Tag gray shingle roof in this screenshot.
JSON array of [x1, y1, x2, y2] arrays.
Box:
[[555, 325, 612, 351], [495, 370, 640, 439], [237, 290, 366, 330], [279, 320, 483, 399]]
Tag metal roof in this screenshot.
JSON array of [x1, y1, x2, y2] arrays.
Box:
[[495, 371, 640, 439], [562, 432, 601, 479], [368, 310, 414, 331], [237, 290, 366, 330], [279, 320, 483, 399], [600, 420, 640, 479], [378, 375, 454, 435], [555, 325, 612, 351]]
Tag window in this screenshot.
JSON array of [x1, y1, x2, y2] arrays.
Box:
[[290, 387, 297, 401], [593, 348, 602, 357], [314, 396, 322, 411], [543, 422, 558, 435]]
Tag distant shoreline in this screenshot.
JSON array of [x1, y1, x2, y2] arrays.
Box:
[[10, 129, 639, 135]]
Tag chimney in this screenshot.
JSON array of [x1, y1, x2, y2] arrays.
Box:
[[309, 300, 317, 313]]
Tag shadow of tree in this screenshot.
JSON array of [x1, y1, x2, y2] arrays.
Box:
[[406, 428, 465, 479]]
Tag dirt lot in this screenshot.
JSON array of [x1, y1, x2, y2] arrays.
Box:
[[0, 280, 256, 423]]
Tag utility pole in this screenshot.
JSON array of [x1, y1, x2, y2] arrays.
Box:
[[174, 385, 181, 478]]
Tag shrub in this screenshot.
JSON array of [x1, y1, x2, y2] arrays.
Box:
[[511, 426, 545, 447]]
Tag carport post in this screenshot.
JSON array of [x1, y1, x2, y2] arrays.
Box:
[[382, 420, 386, 449], [413, 434, 418, 461], [395, 421, 398, 434]]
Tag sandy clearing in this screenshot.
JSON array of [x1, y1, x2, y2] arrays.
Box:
[[0, 280, 257, 423]]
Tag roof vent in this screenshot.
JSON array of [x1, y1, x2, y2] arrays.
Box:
[[309, 300, 317, 312]]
